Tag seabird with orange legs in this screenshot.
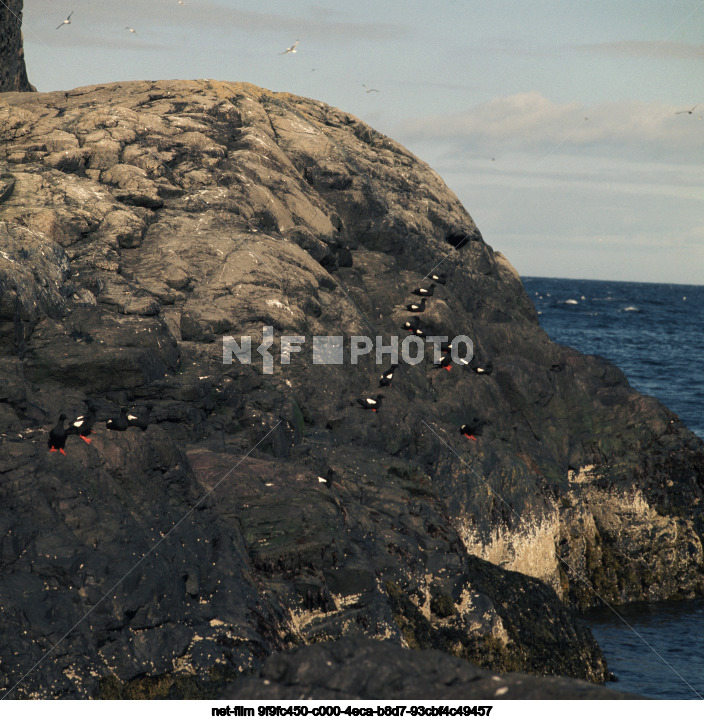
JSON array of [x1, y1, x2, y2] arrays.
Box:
[[48, 414, 69, 455], [67, 402, 97, 444]]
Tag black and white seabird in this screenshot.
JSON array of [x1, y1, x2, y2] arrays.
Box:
[[402, 317, 420, 332], [126, 405, 150, 431], [48, 414, 69, 454], [67, 402, 98, 444], [357, 394, 383, 412], [57, 11, 74, 29], [411, 284, 435, 297], [106, 408, 129, 431], [433, 354, 453, 372], [412, 327, 427, 338], [460, 419, 484, 441], [317, 467, 335, 485], [379, 364, 399, 387], [471, 359, 493, 375], [675, 104, 698, 115], [404, 297, 426, 313], [429, 272, 447, 285]]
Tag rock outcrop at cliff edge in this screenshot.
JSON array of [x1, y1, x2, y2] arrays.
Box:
[[0, 79, 703, 699], [0, 0, 34, 93]]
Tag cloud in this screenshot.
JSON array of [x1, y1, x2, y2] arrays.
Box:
[[395, 91, 704, 162], [26, 0, 406, 45], [574, 40, 704, 60]]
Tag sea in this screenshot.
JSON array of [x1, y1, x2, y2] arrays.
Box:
[[522, 277, 704, 700]]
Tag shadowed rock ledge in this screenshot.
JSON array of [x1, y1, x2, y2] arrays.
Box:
[[103, 639, 639, 700], [219, 640, 638, 700], [0, 78, 702, 699]]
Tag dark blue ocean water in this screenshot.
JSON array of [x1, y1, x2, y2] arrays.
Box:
[[523, 277, 704, 440], [582, 600, 704, 699], [522, 277, 704, 700]]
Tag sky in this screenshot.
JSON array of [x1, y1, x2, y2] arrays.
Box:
[[17, 0, 704, 284]]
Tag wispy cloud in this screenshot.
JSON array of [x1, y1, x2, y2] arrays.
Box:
[[575, 40, 704, 60], [26, 0, 406, 45], [396, 92, 704, 162]]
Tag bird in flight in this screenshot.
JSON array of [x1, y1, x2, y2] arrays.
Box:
[[125, 27, 137, 34], [675, 104, 698, 115], [362, 84, 380, 93], [280, 40, 299, 55], [57, 11, 73, 30]]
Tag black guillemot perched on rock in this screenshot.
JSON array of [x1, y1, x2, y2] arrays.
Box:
[[317, 467, 335, 486], [471, 359, 493, 375], [429, 272, 447, 285], [460, 419, 485, 441], [126, 404, 151, 431], [404, 297, 426, 312], [67, 402, 98, 444], [433, 355, 453, 372], [411, 284, 435, 297], [357, 394, 383, 412], [106, 408, 129, 431], [48, 414, 69, 454], [402, 317, 420, 332], [379, 364, 399, 387]]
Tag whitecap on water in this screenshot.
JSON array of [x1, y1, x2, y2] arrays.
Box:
[[565, 299, 578, 305]]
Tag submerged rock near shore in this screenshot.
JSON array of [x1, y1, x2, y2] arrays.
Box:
[[1, 77, 703, 699]]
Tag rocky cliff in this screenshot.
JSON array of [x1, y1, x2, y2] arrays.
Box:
[[0, 0, 33, 93], [1, 78, 703, 699]]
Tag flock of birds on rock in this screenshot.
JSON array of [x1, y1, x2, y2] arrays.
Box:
[[48, 403, 150, 455], [355, 271, 492, 443], [45, 270, 491, 457]]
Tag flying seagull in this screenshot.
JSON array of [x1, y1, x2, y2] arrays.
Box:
[[280, 40, 299, 55], [57, 11, 74, 29], [125, 27, 137, 34], [362, 84, 380, 93], [675, 105, 698, 115]]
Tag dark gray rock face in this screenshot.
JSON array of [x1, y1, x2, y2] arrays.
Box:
[[0, 80, 702, 699], [0, 0, 33, 93], [222, 639, 638, 700]]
